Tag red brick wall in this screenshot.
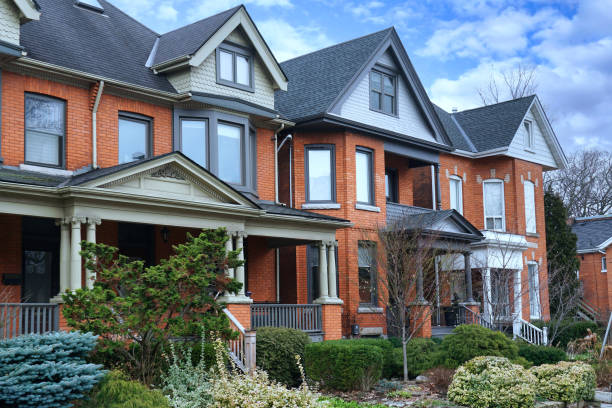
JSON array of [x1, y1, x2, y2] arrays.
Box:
[[246, 236, 276, 302], [412, 165, 433, 209], [578, 252, 609, 315], [256, 128, 276, 202], [384, 152, 414, 206], [0, 214, 21, 302]]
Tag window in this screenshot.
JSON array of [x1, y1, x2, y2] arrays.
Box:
[[180, 119, 207, 168], [385, 168, 398, 203], [356, 148, 374, 204], [358, 241, 377, 305], [25, 93, 65, 167], [524, 180, 536, 233], [603, 256, 608, 273], [216, 43, 253, 91], [528, 262, 541, 319], [218, 122, 243, 185], [305, 145, 335, 202], [369, 69, 396, 115], [118, 113, 151, 164], [483, 179, 505, 231], [449, 176, 463, 215], [524, 120, 534, 150]]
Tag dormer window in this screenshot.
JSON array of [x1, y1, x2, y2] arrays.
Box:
[[216, 43, 254, 92], [369, 69, 396, 116], [524, 120, 534, 150]]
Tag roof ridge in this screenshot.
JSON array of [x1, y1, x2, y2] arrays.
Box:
[[101, 0, 160, 37], [280, 27, 393, 64], [454, 94, 536, 115], [158, 5, 242, 37]]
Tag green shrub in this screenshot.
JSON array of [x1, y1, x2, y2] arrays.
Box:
[[78, 370, 169, 408], [448, 356, 537, 408], [320, 397, 388, 407], [438, 324, 519, 368], [517, 342, 567, 366], [530, 361, 596, 402], [305, 341, 383, 391], [547, 320, 599, 349], [0, 331, 106, 408], [256, 327, 311, 387], [161, 341, 212, 408], [326, 338, 394, 378], [390, 338, 438, 378]]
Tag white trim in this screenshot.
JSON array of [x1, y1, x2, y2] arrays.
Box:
[[449, 175, 463, 215], [482, 179, 506, 232], [12, 0, 40, 21], [19, 164, 74, 176], [527, 261, 541, 320], [302, 203, 341, 210], [602, 255, 608, 273], [523, 180, 536, 234], [523, 119, 534, 150], [355, 203, 381, 212]]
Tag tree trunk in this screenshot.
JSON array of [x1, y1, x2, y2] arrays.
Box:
[[402, 325, 408, 382]]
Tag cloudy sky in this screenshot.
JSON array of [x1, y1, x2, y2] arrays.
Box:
[[109, 0, 612, 153]]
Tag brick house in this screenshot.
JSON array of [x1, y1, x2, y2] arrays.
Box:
[[0, 1, 566, 346], [572, 216, 612, 320]]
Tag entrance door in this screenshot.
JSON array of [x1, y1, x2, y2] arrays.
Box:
[[22, 217, 60, 303], [23, 251, 53, 303]]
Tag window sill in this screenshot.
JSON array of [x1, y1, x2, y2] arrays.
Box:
[[20, 163, 73, 176], [356, 203, 380, 213], [602, 270, 608, 274], [526, 232, 540, 238], [358, 306, 384, 314], [302, 203, 341, 210]]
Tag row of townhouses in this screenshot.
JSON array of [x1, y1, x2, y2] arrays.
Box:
[[0, 0, 567, 342]]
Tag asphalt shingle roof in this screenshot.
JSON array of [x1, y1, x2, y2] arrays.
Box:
[[152, 6, 240, 66], [434, 96, 535, 152], [386, 203, 454, 227], [255, 200, 350, 223], [572, 217, 612, 251], [274, 28, 392, 122], [0, 167, 67, 187]]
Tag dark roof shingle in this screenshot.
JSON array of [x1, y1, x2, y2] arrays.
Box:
[[572, 217, 612, 251]]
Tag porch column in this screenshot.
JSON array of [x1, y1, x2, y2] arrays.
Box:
[[70, 217, 85, 291], [513, 268, 522, 338], [482, 268, 493, 320], [85, 217, 100, 289], [57, 218, 70, 295], [464, 252, 474, 303], [235, 232, 246, 296], [434, 163, 442, 210], [327, 241, 337, 298], [318, 241, 329, 299]]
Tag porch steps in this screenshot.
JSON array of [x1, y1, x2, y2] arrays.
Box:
[[431, 326, 454, 339]]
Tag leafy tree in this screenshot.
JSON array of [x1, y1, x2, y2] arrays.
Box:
[[62, 228, 242, 384]]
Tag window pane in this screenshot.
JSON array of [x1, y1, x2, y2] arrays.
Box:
[[218, 123, 242, 184], [358, 243, 376, 304], [385, 174, 390, 199], [359, 267, 372, 304], [450, 179, 458, 210], [370, 91, 381, 110], [118, 118, 148, 164], [181, 120, 207, 168], [383, 75, 394, 95], [528, 264, 540, 317], [236, 55, 250, 86], [219, 50, 233, 81], [25, 95, 64, 136], [25, 131, 60, 165], [484, 182, 503, 217], [370, 71, 381, 91], [307, 148, 332, 201], [356, 151, 372, 203], [524, 181, 536, 233], [382, 94, 393, 114]]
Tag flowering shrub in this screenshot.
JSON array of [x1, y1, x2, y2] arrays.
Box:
[[210, 339, 321, 408], [530, 361, 596, 403], [447, 356, 536, 408]]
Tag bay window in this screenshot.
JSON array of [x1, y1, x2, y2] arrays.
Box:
[[483, 179, 505, 231], [449, 176, 463, 214], [180, 119, 207, 168], [25, 93, 65, 168], [118, 113, 151, 164], [356, 147, 374, 205], [305, 145, 335, 202], [218, 122, 243, 185], [524, 180, 536, 233]]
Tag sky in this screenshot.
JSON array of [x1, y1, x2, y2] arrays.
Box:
[[109, 0, 612, 153]]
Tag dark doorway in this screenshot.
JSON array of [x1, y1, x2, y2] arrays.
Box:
[[306, 244, 339, 304], [118, 223, 154, 265], [22, 217, 59, 303]]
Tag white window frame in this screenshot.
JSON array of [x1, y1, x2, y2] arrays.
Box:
[[524, 180, 536, 234], [528, 262, 541, 319], [483, 179, 506, 232], [603, 256, 608, 273], [524, 119, 534, 151], [449, 175, 463, 215]]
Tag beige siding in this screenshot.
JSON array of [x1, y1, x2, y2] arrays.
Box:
[[507, 107, 557, 168], [0, 0, 20, 46]]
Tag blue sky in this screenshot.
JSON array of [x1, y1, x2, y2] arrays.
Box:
[[110, 0, 612, 153]]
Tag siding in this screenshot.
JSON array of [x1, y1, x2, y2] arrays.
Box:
[[0, 0, 20, 46], [507, 107, 557, 168]]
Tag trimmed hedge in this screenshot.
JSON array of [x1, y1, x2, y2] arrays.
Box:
[[256, 327, 310, 387], [390, 338, 438, 378], [531, 361, 596, 403], [517, 342, 567, 366], [325, 338, 394, 378], [304, 341, 383, 391]]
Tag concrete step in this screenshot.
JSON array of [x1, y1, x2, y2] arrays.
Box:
[[431, 326, 455, 339]]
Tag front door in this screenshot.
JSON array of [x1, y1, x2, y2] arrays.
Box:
[[22, 217, 59, 303], [23, 251, 53, 303]]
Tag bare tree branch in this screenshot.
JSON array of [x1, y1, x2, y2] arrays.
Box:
[[477, 64, 538, 106]]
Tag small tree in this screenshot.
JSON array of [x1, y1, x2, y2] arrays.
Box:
[[62, 228, 242, 384]]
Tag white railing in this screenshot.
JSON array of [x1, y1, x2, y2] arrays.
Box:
[[514, 318, 548, 345], [457, 305, 497, 331], [251, 304, 322, 332], [0, 303, 60, 339], [223, 308, 255, 372]]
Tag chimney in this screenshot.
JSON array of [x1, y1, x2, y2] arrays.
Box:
[[452, 107, 458, 113]]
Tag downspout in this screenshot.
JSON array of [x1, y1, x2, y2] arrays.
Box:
[[92, 80, 104, 169], [274, 123, 284, 204]]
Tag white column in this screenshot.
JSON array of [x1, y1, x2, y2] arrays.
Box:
[[57, 218, 70, 295], [85, 217, 100, 289], [235, 232, 246, 296], [513, 268, 522, 338], [327, 241, 337, 298], [70, 217, 85, 291], [318, 241, 329, 299], [226, 232, 235, 280], [482, 268, 493, 320]]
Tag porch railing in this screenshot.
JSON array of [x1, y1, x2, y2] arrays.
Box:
[[514, 318, 548, 345], [251, 304, 322, 333], [0, 303, 60, 339], [457, 304, 497, 331], [222, 308, 255, 373]]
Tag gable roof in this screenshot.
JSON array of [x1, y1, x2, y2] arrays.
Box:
[[572, 216, 612, 251]]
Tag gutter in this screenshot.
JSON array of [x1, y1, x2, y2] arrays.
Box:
[[91, 81, 104, 169]]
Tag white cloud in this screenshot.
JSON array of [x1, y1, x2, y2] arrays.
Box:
[[189, 0, 292, 20], [343, 1, 421, 27], [257, 18, 333, 62], [157, 3, 178, 21]]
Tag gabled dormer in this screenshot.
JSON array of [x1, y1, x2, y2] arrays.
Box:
[[149, 6, 287, 110]]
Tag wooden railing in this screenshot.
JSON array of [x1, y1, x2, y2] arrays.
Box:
[[515, 318, 548, 345], [457, 305, 497, 331], [251, 304, 322, 333], [223, 308, 255, 373], [0, 303, 60, 339]]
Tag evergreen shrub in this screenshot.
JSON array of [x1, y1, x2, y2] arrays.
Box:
[[517, 342, 567, 366], [256, 327, 311, 387], [530, 361, 596, 403], [390, 338, 438, 378], [325, 338, 394, 378], [304, 341, 383, 391], [0, 331, 105, 408], [550, 320, 599, 349]]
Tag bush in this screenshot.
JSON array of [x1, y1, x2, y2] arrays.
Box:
[[438, 324, 519, 368], [0, 331, 106, 408], [320, 397, 387, 407], [390, 338, 438, 378], [77, 370, 169, 408], [256, 327, 311, 387], [161, 341, 212, 408], [530, 361, 596, 403], [517, 342, 567, 366], [305, 341, 383, 391], [549, 320, 600, 349], [325, 338, 394, 378], [448, 356, 537, 408], [424, 367, 455, 395]]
